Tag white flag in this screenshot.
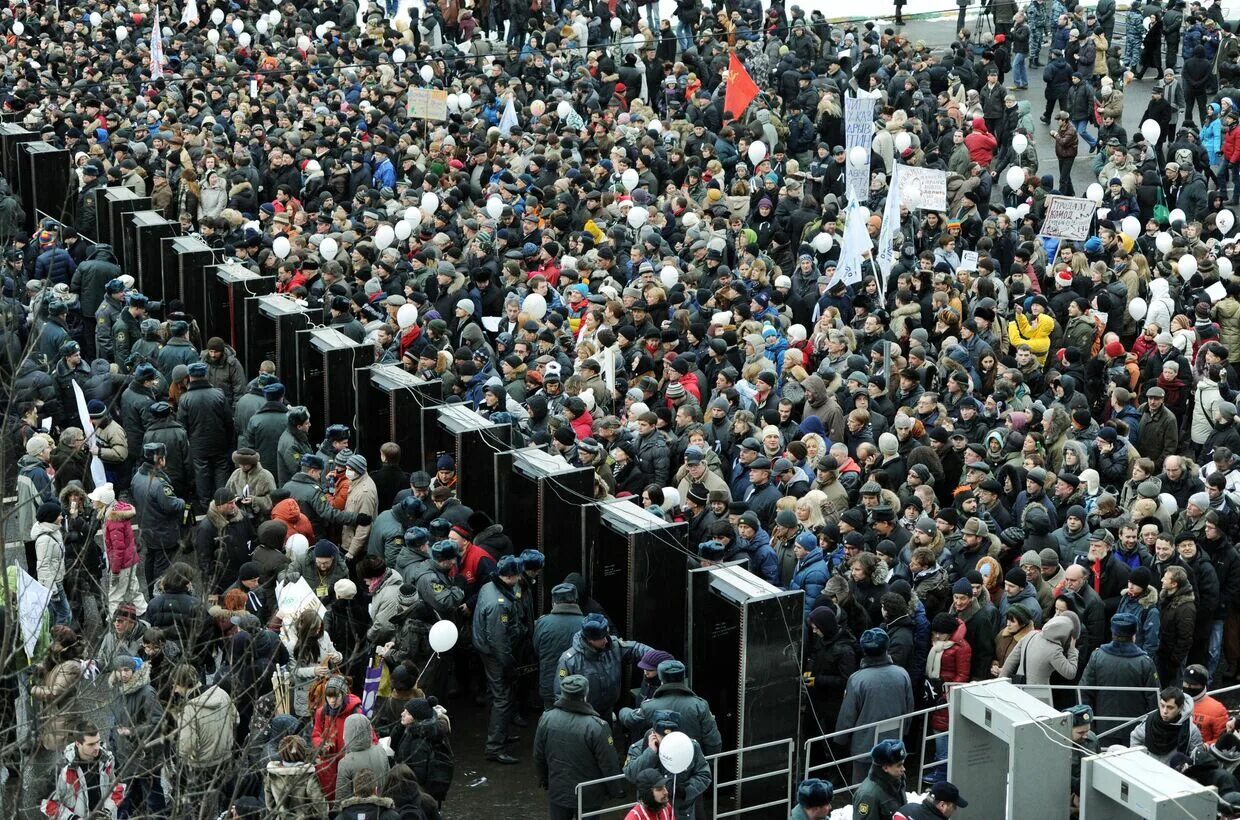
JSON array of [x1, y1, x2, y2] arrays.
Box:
[[875, 164, 903, 303], [181, 0, 200, 27], [150, 5, 166, 80], [498, 96, 519, 137], [829, 202, 872, 290]]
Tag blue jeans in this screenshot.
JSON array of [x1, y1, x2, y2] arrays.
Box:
[[676, 21, 693, 52], [1074, 119, 1097, 149], [1013, 52, 1028, 87], [1209, 619, 1225, 681], [924, 734, 949, 784], [49, 584, 72, 626]]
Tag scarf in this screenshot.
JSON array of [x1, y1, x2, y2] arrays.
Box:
[[1143, 711, 1189, 756], [926, 639, 955, 681], [1091, 558, 1103, 594]]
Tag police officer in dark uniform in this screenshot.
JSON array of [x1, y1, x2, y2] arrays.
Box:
[[404, 538, 467, 698], [852, 739, 909, 820], [533, 674, 623, 820], [112, 292, 149, 369], [472, 554, 530, 764], [93, 278, 126, 363], [282, 453, 368, 538], [128, 318, 164, 369], [131, 441, 188, 594]]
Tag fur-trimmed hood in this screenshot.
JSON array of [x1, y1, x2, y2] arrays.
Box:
[[107, 501, 136, 522]]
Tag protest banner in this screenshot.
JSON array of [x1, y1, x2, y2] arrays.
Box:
[[844, 95, 877, 203], [896, 165, 948, 211], [1040, 195, 1096, 241]]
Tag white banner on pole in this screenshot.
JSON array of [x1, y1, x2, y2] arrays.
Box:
[[15, 567, 50, 659], [844, 95, 877, 204], [895, 165, 948, 211], [876, 165, 902, 300], [72, 382, 108, 488], [829, 203, 872, 290], [1040, 195, 1097, 241]]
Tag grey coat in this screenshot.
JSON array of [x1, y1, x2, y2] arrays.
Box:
[[555, 631, 654, 718], [835, 654, 915, 756], [534, 698, 623, 809], [618, 681, 724, 755], [332, 713, 389, 803], [623, 734, 711, 820], [533, 604, 585, 706], [1079, 641, 1159, 740]]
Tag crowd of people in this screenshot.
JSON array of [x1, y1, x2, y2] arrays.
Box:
[[5, 0, 1240, 817]]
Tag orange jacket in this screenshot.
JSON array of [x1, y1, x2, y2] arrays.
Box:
[[1192, 693, 1229, 744]]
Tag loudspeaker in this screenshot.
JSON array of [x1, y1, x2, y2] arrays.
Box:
[[436, 405, 511, 512], [0, 124, 36, 191], [355, 363, 443, 468], [587, 499, 689, 655], [204, 262, 273, 350], [299, 327, 375, 444], [120, 211, 177, 301], [165, 235, 217, 323], [500, 449, 592, 614], [98, 188, 151, 270], [252, 294, 315, 404], [17, 142, 69, 233]]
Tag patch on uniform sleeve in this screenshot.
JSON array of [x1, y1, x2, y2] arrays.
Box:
[[858, 803, 870, 816], [559, 668, 567, 677], [163, 485, 175, 497], [607, 735, 614, 745], [497, 596, 506, 604], [432, 583, 444, 593], [500, 614, 508, 623], [98, 316, 107, 325]]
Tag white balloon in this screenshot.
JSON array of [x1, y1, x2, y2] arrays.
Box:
[[486, 197, 504, 220], [523, 293, 547, 320], [404, 206, 422, 227], [231, 19, 243, 35], [530, 99, 546, 116], [374, 224, 396, 250], [1012, 133, 1028, 154], [894, 132, 911, 153], [256, 18, 268, 34], [272, 236, 291, 259], [395, 220, 413, 240], [610, 17, 621, 31], [1005, 206, 1018, 221], [420, 64, 434, 82], [456, 93, 472, 110], [621, 168, 640, 192], [286, 533, 309, 562], [658, 731, 694, 774], [557, 100, 572, 119], [1015, 203, 1030, 218], [1220, 257, 1234, 280], [1155, 232, 1174, 254], [1140, 119, 1161, 144], [89, 11, 102, 26], [315, 23, 328, 38], [811, 233, 833, 253], [421, 192, 439, 214], [1005, 165, 1025, 191], [1121, 216, 1141, 240], [209, 9, 223, 25], [1169, 208, 1186, 225], [1085, 183, 1104, 204], [296, 34, 310, 50], [446, 93, 460, 113], [428, 619, 458, 653], [748, 140, 767, 165], [1096, 207, 1110, 220], [1128, 297, 1148, 320], [268, 10, 281, 25], [393, 48, 407, 64], [1218, 210, 1236, 234], [319, 237, 338, 261], [207, 29, 220, 44], [116, 25, 128, 40], [1178, 255, 1198, 278], [627, 207, 649, 228], [848, 146, 868, 168], [660, 266, 679, 288], [12, 21, 23, 36], [238, 31, 251, 47], [397, 303, 418, 329]]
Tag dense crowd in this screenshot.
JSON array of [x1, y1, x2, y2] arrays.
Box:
[[5, 0, 1240, 817]]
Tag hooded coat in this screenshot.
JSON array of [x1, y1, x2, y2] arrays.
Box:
[[333, 713, 389, 802], [1000, 614, 1079, 684], [264, 759, 329, 820]]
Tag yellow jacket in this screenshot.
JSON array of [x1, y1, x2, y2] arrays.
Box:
[[1009, 311, 1055, 365]]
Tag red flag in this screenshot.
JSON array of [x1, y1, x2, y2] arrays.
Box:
[[723, 52, 760, 122]]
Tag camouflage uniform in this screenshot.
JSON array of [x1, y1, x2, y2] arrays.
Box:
[[1027, 0, 1049, 65], [1123, 7, 1145, 70]]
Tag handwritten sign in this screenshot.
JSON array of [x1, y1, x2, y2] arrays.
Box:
[[1040, 195, 1096, 241], [844, 95, 877, 204], [958, 250, 979, 272], [406, 88, 449, 121], [896, 165, 948, 211]]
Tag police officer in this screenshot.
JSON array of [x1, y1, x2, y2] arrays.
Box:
[[534, 674, 623, 820], [178, 361, 234, 507], [618, 660, 723, 755], [792, 778, 834, 819], [472, 554, 529, 764], [555, 614, 655, 721], [129, 317, 163, 368], [414, 539, 466, 619], [94, 278, 126, 362], [52, 340, 91, 431], [852, 739, 908, 820], [317, 423, 352, 485], [533, 583, 586, 709], [131, 442, 188, 595], [112, 292, 149, 368], [622, 711, 711, 820], [282, 453, 369, 538]]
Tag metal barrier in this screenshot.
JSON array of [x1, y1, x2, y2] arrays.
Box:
[[803, 680, 1240, 796], [575, 737, 796, 819]]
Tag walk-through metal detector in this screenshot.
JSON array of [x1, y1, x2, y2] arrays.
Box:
[[353, 363, 442, 469], [298, 327, 375, 445], [1079, 746, 1218, 819], [947, 679, 1072, 820], [436, 405, 511, 512], [204, 262, 273, 351]]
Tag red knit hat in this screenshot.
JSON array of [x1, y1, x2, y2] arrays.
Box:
[[1104, 341, 1125, 358]]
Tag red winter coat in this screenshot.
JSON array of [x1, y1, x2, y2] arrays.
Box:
[[570, 409, 595, 440], [311, 693, 365, 801], [272, 498, 315, 542], [964, 118, 998, 166], [1224, 126, 1240, 164], [929, 620, 973, 731], [104, 502, 139, 572]]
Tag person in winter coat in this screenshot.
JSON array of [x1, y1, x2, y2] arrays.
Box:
[[242, 384, 294, 481], [473, 555, 532, 763], [851, 738, 910, 820], [390, 697, 455, 806], [178, 363, 235, 505], [195, 490, 259, 595], [1079, 612, 1160, 742], [265, 735, 329, 820], [555, 613, 655, 720], [224, 447, 277, 520], [1000, 613, 1080, 684], [97, 484, 145, 618], [964, 117, 999, 166], [312, 674, 365, 802], [1158, 565, 1197, 686], [32, 625, 87, 753], [334, 713, 389, 803], [804, 605, 859, 741], [788, 533, 830, 620], [622, 710, 712, 820], [535, 674, 623, 819], [1129, 686, 1204, 765], [332, 769, 396, 820], [835, 628, 916, 783], [533, 582, 586, 707], [33, 500, 71, 626], [169, 663, 238, 820], [925, 614, 972, 784], [1182, 664, 1229, 745], [340, 453, 378, 558], [107, 654, 164, 815], [618, 659, 723, 756], [1115, 566, 1161, 657], [41, 723, 126, 820], [201, 337, 248, 405]]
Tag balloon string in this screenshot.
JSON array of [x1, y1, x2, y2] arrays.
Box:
[[414, 651, 439, 689], [672, 773, 678, 810]]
